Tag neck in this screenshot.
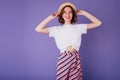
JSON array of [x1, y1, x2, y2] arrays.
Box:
[[64, 21, 71, 25]]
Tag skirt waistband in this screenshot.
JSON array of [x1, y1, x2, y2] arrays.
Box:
[[60, 50, 79, 56]]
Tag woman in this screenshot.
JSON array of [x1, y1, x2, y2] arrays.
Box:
[[35, 2, 102, 80]]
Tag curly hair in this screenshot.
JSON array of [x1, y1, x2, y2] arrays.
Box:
[[58, 5, 78, 24]]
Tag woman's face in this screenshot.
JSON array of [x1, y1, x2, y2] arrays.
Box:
[[62, 7, 73, 23]]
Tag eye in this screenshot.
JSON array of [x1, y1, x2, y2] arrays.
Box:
[[69, 11, 72, 13], [63, 11, 66, 13]]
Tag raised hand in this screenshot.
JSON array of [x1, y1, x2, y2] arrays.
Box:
[[49, 12, 58, 20], [76, 9, 102, 29], [35, 12, 58, 34], [76, 10, 87, 16]]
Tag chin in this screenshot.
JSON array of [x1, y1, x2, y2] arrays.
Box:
[[65, 19, 71, 22]]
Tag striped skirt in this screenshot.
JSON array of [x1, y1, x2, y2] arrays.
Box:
[[56, 51, 82, 80]]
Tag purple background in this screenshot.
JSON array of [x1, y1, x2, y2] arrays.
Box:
[[0, 0, 120, 80]]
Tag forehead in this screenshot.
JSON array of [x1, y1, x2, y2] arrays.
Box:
[[63, 6, 72, 11]]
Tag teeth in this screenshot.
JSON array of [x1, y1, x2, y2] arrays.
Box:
[[65, 16, 70, 19]]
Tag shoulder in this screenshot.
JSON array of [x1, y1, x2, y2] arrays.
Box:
[[48, 25, 61, 30], [47, 25, 62, 34]]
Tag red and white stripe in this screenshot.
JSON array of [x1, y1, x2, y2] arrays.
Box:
[[56, 51, 82, 80]]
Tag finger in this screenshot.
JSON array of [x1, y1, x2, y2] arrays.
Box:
[[76, 10, 79, 13], [56, 12, 59, 16], [76, 10, 82, 15], [52, 13, 56, 16]]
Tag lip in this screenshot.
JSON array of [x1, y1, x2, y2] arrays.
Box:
[[65, 16, 71, 19]]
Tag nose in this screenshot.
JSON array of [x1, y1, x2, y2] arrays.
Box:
[[66, 13, 70, 17]]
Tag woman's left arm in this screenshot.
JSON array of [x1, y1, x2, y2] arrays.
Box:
[[77, 10, 102, 29]]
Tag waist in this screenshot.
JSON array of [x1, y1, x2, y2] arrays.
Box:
[[59, 50, 79, 59], [60, 48, 79, 53], [60, 49, 78, 55]]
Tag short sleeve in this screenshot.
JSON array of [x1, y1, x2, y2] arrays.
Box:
[[47, 26, 59, 37], [76, 24, 87, 34]]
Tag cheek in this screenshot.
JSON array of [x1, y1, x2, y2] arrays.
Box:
[[62, 14, 65, 17], [62, 14, 66, 19], [70, 14, 73, 18], [62, 13, 73, 18]]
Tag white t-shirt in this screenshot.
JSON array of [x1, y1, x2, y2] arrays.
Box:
[[48, 24, 87, 53]]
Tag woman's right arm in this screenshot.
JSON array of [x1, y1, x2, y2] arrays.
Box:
[[35, 13, 57, 34]]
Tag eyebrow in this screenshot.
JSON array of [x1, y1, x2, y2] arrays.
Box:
[[64, 9, 72, 11], [63, 10, 72, 13]]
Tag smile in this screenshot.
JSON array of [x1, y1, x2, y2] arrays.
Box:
[[65, 16, 71, 19]]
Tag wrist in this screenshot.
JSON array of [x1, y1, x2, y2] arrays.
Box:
[[82, 11, 89, 16], [48, 15, 54, 19]]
